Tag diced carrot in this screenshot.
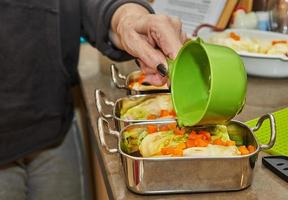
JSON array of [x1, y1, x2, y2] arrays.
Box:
[[167, 123, 177, 130], [199, 130, 211, 141], [172, 148, 183, 156], [238, 146, 250, 155], [174, 127, 185, 135], [272, 40, 288, 45], [159, 125, 169, 131], [189, 131, 199, 140], [160, 109, 170, 117], [225, 140, 236, 146], [161, 147, 174, 155], [195, 138, 209, 147], [213, 138, 224, 146], [186, 139, 196, 148], [128, 81, 135, 89], [147, 125, 158, 134], [138, 74, 145, 85], [147, 114, 157, 120], [247, 145, 256, 153], [169, 110, 176, 117], [177, 143, 186, 150], [230, 32, 240, 41]]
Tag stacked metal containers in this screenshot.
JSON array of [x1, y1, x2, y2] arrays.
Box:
[[95, 64, 276, 194]]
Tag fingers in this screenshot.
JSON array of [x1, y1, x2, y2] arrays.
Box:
[[143, 73, 167, 86], [118, 26, 167, 71], [136, 59, 167, 86], [135, 15, 184, 59], [116, 13, 186, 86]]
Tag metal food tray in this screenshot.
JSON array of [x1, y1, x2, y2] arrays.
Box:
[[97, 114, 276, 194], [95, 89, 174, 131], [110, 64, 169, 95]]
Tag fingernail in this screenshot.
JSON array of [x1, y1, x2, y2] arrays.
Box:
[[135, 59, 140, 68], [141, 82, 151, 86], [157, 64, 168, 77]]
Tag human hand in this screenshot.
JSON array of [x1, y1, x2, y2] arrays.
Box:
[[111, 3, 188, 86]]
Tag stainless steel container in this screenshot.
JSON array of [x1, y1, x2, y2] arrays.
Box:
[[95, 89, 174, 131], [110, 64, 169, 95], [97, 114, 276, 194]]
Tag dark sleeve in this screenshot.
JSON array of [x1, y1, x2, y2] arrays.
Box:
[[81, 0, 154, 61]]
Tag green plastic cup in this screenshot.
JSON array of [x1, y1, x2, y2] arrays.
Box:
[[169, 38, 247, 127]]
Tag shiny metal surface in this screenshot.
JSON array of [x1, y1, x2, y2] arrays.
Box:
[[95, 89, 174, 131], [110, 64, 169, 95], [97, 114, 276, 194], [251, 113, 276, 151]]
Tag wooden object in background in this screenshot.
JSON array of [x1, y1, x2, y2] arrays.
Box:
[[216, 0, 239, 29], [237, 0, 253, 12]]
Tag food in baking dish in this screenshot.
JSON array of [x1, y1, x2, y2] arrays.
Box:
[[121, 123, 255, 157], [209, 31, 288, 55], [128, 73, 168, 91], [120, 95, 175, 120]]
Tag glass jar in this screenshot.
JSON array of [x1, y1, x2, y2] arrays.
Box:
[[270, 0, 288, 34]]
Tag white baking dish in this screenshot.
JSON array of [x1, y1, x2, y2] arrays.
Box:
[[197, 29, 288, 78]]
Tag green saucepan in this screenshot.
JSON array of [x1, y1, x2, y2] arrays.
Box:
[[168, 38, 247, 127]]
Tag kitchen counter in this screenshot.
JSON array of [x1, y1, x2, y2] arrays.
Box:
[[78, 44, 288, 200]]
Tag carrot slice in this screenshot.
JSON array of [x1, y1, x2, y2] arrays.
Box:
[[225, 140, 236, 146], [230, 32, 240, 41], [138, 74, 145, 85], [147, 125, 158, 134], [213, 138, 224, 146], [247, 145, 256, 153], [159, 125, 169, 131], [195, 138, 209, 147], [174, 127, 185, 135], [161, 147, 174, 155], [169, 110, 176, 117], [199, 130, 211, 141], [186, 139, 196, 148], [167, 123, 177, 130], [147, 114, 157, 120], [177, 143, 186, 150], [272, 40, 288, 45], [238, 146, 250, 155], [128, 81, 135, 89], [172, 148, 183, 156], [160, 109, 170, 117]]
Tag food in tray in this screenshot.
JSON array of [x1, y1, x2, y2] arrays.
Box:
[[208, 31, 288, 55], [121, 123, 256, 157], [128, 73, 168, 91], [120, 95, 176, 120]]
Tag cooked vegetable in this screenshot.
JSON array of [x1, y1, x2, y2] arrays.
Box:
[[139, 131, 175, 157], [210, 125, 230, 142], [209, 32, 288, 55], [238, 146, 250, 155], [147, 125, 158, 134], [121, 95, 174, 120], [121, 123, 256, 157], [121, 127, 148, 154], [128, 73, 168, 91], [183, 145, 240, 157], [230, 32, 240, 41]]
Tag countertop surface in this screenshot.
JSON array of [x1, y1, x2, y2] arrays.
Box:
[[78, 44, 288, 200]]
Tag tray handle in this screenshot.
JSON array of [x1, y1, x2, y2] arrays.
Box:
[[97, 117, 119, 154], [251, 113, 276, 151], [110, 64, 127, 89], [95, 89, 115, 118]]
